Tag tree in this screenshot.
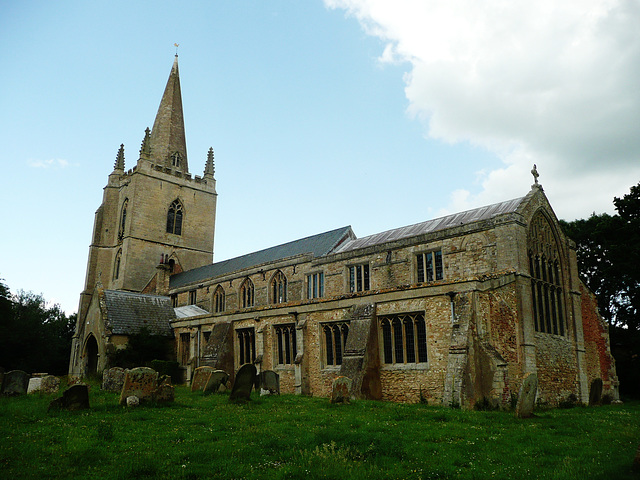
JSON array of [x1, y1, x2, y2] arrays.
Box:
[[0, 282, 75, 375]]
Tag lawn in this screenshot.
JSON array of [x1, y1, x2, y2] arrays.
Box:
[[0, 383, 638, 480]]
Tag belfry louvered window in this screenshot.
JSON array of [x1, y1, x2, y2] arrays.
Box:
[[166, 199, 183, 235], [528, 212, 566, 336]]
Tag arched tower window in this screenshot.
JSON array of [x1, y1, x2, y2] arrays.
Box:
[[240, 278, 254, 309], [113, 249, 122, 280], [271, 270, 287, 304], [213, 285, 225, 313], [528, 211, 565, 336], [166, 199, 183, 235], [118, 198, 128, 242], [171, 151, 182, 168]]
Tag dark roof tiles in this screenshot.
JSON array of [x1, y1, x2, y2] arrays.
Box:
[[103, 290, 174, 336]]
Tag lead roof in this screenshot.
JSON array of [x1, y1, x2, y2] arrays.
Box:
[[103, 290, 175, 336]]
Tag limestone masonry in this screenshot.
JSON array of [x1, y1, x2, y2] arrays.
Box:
[[69, 56, 619, 407]]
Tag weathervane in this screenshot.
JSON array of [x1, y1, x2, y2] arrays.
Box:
[[174, 43, 179, 55]]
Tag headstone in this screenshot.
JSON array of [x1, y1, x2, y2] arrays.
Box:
[[191, 366, 217, 392], [589, 378, 603, 406], [259, 370, 280, 395], [515, 373, 538, 418], [330, 376, 352, 404], [154, 384, 175, 403], [48, 384, 90, 411], [229, 364, 257, 402], [158, 374, 172, 386], [204, 370, 229, 394], [41, 375, 60, 394], [102, 367, 126, 392], [1, 370, 30, 396], [27, 377, 43, 394], [126, 395, 140, 408], [119, 367, 158, 405]]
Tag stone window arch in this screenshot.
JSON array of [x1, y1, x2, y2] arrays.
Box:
[[528, 210, 565, 335], [118, 198, 128, 242], [322, 323, 349, 367], [379, 313, 428, 364], [270, 270, 287, 304], [240, 278, 254, 309], [166, 199, 184, 235], [213, 285, 225, 313], [113, 248, 122, 280]]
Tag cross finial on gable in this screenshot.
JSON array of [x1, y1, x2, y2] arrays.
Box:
[[531, 164, 540, 185]]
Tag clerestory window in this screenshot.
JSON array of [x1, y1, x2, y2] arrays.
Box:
[[213, 285, 225, 313], [240, 278, 255, 309], [166, 199, 183, 235], [348, 264, 370, 293], [271, 271, 287, 304], [416, 250, 443, 283], [307, 272, 324, 299]]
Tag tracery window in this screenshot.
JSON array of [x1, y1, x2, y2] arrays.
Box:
[[118, 199, 128, 241], [379, 313, 428, 365], [113, 249, 122, 280], [166, 199, 183, 235], [528, 212, 565, 336], [416, 250, 443, 283], [322, 322, 349, 367], [271, 270, 287, 304], [213, 285, 225, 313], [171, 151, 182, 168], [274, 324, 297, 365], [237, 327, 255, 365], [240, 278, 255, 308]]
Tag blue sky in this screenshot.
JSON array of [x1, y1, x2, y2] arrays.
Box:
[[2, 0, 639, 314]]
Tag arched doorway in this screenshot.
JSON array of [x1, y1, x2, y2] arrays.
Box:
[[85, 334, 99, 375]]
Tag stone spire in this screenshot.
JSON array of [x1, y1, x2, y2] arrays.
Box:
[[114, 144, 125, 172], [204, 147, 215, 179], [148, 55, 189, 173]]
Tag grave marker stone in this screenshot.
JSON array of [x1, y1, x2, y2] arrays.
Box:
[[589, 378, 603, 406], [27, 377, 43, 394], [515, 373, 538, 418], [204, 370, 229, 394], [2, 370, 30, 396], [102, 367, 126, 392], [41, 375, 60, 394], [119, 367, 158, 405], [48, 384, 90, 411], [230, 364, 257, 402], [330, 376, 352, 404], [259, 370, 280, 395], [191, 366, 217, 392]]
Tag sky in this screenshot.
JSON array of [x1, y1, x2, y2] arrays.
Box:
[[1, 0, 639, 314]]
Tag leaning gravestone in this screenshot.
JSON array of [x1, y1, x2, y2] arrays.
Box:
[[102, 367, 126, 392], [204, 370, 229, 394], [330, 376, 352, 404], [119, 367, 158, 406], [48, 384, 90, 411], [515, 373, 538, 418], [230, 364, 257, 402], [260, 370, 280, 395], [589, 378, 603, 406], [191, 366, 217, 392], [2, 370, 30, 396], [41, 375, 60, 394]]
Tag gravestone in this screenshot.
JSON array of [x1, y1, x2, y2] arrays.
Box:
[[119, 367, 158, 405], [102, 367, 126, 392], [2, 370, 30, 396], [126, 395, 140, 407], [191, 366, 217, 392], [515, 373, 538, 418], [41, 375, 60, 394], [48, 384, 90, 411], [330, 376, 353, 404], [158, 374, 172, 387], [259, 370, 280, 395], [204, 370, 229, 394], [27, 377, 43, 394], [230, 364, 257, 402], [154, 384, 175, 403], [589, 378, 603, 406]]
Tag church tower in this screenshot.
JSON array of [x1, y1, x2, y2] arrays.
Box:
[[76, 54, 217, 325]]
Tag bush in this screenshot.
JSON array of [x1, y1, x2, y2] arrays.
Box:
[[149, 360, 181, 384]]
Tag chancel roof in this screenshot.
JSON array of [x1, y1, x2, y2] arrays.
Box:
[[170, 226, 355, 289], [103, 290, 175, 336]]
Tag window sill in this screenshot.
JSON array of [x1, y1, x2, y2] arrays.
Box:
[[381, 363, 429, 371]]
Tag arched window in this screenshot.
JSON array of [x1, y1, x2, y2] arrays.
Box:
[[171, 151, 182, 168], [113, 249, 122, 280], [213, 285, 225, 313], [271, 270, 287, 304], [166, 199, 183, 235], [275, 324, 297, 365], [528, 211, 565, 335], [240, 278, 254, 308], [118, 198, 128, 241], [237, 327, 255, 365], [379, 313, 428, 365], [322, 323, 349, 366]]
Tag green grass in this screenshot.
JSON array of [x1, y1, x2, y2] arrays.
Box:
[[1, 384, 638, 480]]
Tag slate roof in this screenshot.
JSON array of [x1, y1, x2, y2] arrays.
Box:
[[174, 305, 209, 318], [170, 226, 354, 289], [333, 197, 526, 254], [103, 290, 175, 336]]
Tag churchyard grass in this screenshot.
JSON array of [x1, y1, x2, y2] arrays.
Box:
[[1, 383, 638, 480]]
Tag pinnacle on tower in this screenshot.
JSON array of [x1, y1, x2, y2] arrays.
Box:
[[204, 147, 215, 179], [114, 144, 125, 171], [139, 127, 151, 159], [148, 55, 188, 173]]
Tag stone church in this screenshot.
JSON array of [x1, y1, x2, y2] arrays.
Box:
[[69, 56, 618, 407]]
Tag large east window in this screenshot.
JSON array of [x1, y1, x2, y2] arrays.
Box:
[[416, 251, 443, 283], [322, 322, 349, 367], [379, 313, 428, 365], [274, 324, 297, 365], [166, 199, 184, 235], [348, 264, 370, 293]]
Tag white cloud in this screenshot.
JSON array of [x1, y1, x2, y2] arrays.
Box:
[[326, 0, 640, 219], [27, 158, 71, 169]]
